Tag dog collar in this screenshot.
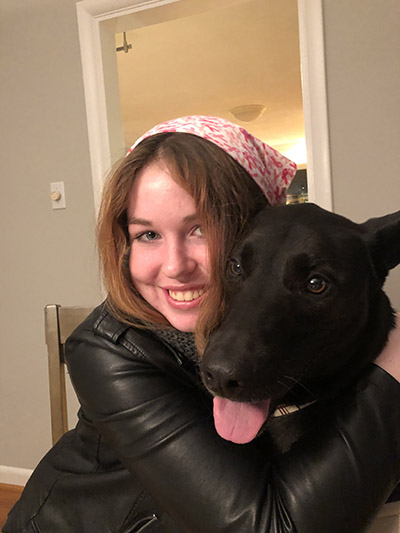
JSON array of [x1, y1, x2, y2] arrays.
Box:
[[271, 400, 317, 418]]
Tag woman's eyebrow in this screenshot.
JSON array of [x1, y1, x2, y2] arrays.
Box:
[[127, 214, 199, 226], [127, 217, 151, 226], [182, 213, 199, 224]]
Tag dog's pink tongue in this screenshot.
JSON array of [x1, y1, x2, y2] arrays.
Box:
[[213, 397, 271, 444]]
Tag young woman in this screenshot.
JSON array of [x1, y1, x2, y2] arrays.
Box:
[[5, 116, 400, 532]]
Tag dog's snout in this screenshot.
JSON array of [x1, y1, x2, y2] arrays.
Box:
[[202, 362, 245, 399]]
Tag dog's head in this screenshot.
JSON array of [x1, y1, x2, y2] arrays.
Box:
[[200, 203, 400, 443]]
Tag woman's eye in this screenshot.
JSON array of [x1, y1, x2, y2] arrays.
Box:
[[136, 231, 160, 243], [228, 258, 242, 276], [192, 225, 204, 237], [307, 276, 327, 294]]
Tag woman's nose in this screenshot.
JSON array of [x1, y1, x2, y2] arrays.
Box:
[[163, 243, 196, 279]]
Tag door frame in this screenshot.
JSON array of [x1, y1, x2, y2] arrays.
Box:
[[76, 0, 333, 211]]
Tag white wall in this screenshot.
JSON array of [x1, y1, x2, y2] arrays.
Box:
[[0, 0, 102, 470], [323, 0, 400, 308]]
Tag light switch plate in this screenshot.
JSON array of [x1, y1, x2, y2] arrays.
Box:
[[50, 182, 66, 209]]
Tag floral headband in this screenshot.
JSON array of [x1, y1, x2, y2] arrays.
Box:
[[128, 115, 297, 206]]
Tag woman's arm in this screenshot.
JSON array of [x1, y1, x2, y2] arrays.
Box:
[[276, 364, 400, 532], [66, 321, 400, 533], [374, 313, 400, 381]]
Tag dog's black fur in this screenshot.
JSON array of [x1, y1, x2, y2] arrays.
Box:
[[201, 203, 400, 453]]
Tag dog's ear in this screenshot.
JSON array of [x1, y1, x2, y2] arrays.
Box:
[[361, 210, 400, 281]]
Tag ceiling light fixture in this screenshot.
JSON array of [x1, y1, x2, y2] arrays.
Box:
[[229, 104, 266, 123]]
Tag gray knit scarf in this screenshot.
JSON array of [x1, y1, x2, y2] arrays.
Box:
[[153, 327, 199, 362]]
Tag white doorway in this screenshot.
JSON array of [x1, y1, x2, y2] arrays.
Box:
[[76, 0, 333, 211]]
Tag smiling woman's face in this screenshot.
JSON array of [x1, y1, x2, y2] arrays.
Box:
[[127, 160, 210, 332]]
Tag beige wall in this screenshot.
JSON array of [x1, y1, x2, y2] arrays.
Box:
[[323, 0, 400, 308], [1, 0, 399, 472], [0, 0, 102, 469]]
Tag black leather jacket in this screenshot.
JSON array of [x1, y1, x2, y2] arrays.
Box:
[[5, 303, 400, 532]]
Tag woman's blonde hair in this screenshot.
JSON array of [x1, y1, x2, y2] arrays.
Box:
[[97, 133, 267, 352]]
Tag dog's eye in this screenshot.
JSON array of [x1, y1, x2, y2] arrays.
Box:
[[307, 276, 327, 294], [229, 258, 242, 276]]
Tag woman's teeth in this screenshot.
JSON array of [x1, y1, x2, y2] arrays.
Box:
[[168, 289, 205, 302]]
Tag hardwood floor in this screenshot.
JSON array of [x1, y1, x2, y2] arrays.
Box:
[[0, 483, 23, 530]]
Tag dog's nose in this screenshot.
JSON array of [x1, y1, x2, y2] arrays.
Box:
[[202, 362, 245, 399]]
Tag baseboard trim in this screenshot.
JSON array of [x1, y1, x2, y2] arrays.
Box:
[[0, 466, 33, 486]]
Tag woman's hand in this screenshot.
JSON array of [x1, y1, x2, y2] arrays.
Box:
[[374, 313, 400, 382]]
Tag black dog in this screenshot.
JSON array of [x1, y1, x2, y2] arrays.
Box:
[[201, 203, 400, 451]]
